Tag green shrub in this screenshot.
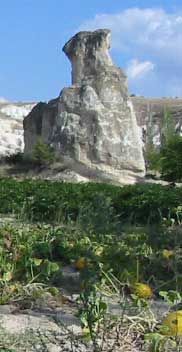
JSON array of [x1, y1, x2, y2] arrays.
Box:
[[5, 152, 24, 165], [146, 135, 182, 182], [32, 139, 56, 166], [145, 108, 176, 174], [0, 178, 181, 224], [159, 135, 182, 182], [161, 108, 175, 146], [113, 183, 180, 224], [145, 146, 161, 172]]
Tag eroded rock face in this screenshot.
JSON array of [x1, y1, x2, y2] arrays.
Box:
[[132, 97, 182, 148], [24, 29, 145, 183], [2, 98, 182, 162], [0, 102, 35, 156], [24, 99, 58, 154], [63, 29, 114, 85]]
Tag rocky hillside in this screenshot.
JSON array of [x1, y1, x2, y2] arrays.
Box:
[[132, 97, 182, 147], [0, 102, 35, 156]]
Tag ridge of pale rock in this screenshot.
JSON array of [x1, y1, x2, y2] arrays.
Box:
[[132, 97, 182, 147], [0, 102, 35, 156], [24, 29, 145, 184]]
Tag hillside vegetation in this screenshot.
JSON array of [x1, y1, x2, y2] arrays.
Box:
[[0, 178, 182, 350]]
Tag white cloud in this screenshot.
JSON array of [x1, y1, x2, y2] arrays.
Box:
[[79, 8, 182, 57], [126, 59, 155, 79], [78, 8, 182, 97]]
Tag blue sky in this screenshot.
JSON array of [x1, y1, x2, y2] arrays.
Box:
[[0, 0, 182, 102]]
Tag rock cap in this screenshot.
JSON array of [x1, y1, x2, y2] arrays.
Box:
[[63, 29, 113, 85]]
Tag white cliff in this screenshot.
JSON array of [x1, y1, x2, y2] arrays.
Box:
[[0, 102, 35, 156]]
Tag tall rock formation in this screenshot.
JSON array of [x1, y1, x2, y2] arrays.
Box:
[[1, 98, 182, 160], [24, 29, 145, 183]]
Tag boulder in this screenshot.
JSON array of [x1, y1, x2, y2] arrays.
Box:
[[24, 29, 145, 184]]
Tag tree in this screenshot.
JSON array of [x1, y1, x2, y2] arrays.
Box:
[[159, 135, 182, 182], [161, 108, 175, 146], [145, 109, 177, 176], [32, 139, 56, 166]]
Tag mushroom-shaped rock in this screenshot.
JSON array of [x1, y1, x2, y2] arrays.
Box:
[[24, 29, 145, 184], [63, 29, 113, 85]]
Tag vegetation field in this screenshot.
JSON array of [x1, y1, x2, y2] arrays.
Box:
[[0, 177, 182, 223], [0, 177, 182, 351]]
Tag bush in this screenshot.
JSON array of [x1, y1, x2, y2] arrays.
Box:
[[145, 108, 176, 174], [0, 179, 181, 224], [145, 146, 160, 172], [159, 135, 182, 182], [146, 135, 182, 182], [161, 108, 175, 146], [32, 139, 56, 166], [4, 152, 24, 165], [113, 183, 180, 224]]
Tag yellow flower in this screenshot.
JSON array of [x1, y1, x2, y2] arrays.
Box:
[[162, 249, 174, 259], [132, 282, 153, 299], [161, 311, 182, 336], [75, 257, 87, 270], [95, 246, 104, 256]]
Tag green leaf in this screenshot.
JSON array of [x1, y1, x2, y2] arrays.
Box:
[[33, 258, 43, 266], [2, 271, 13, 282], [99, 301, 107, 312], [47, 286, 59, 296], [49, 262, 60, 272], [144, 333, 165, 352]]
